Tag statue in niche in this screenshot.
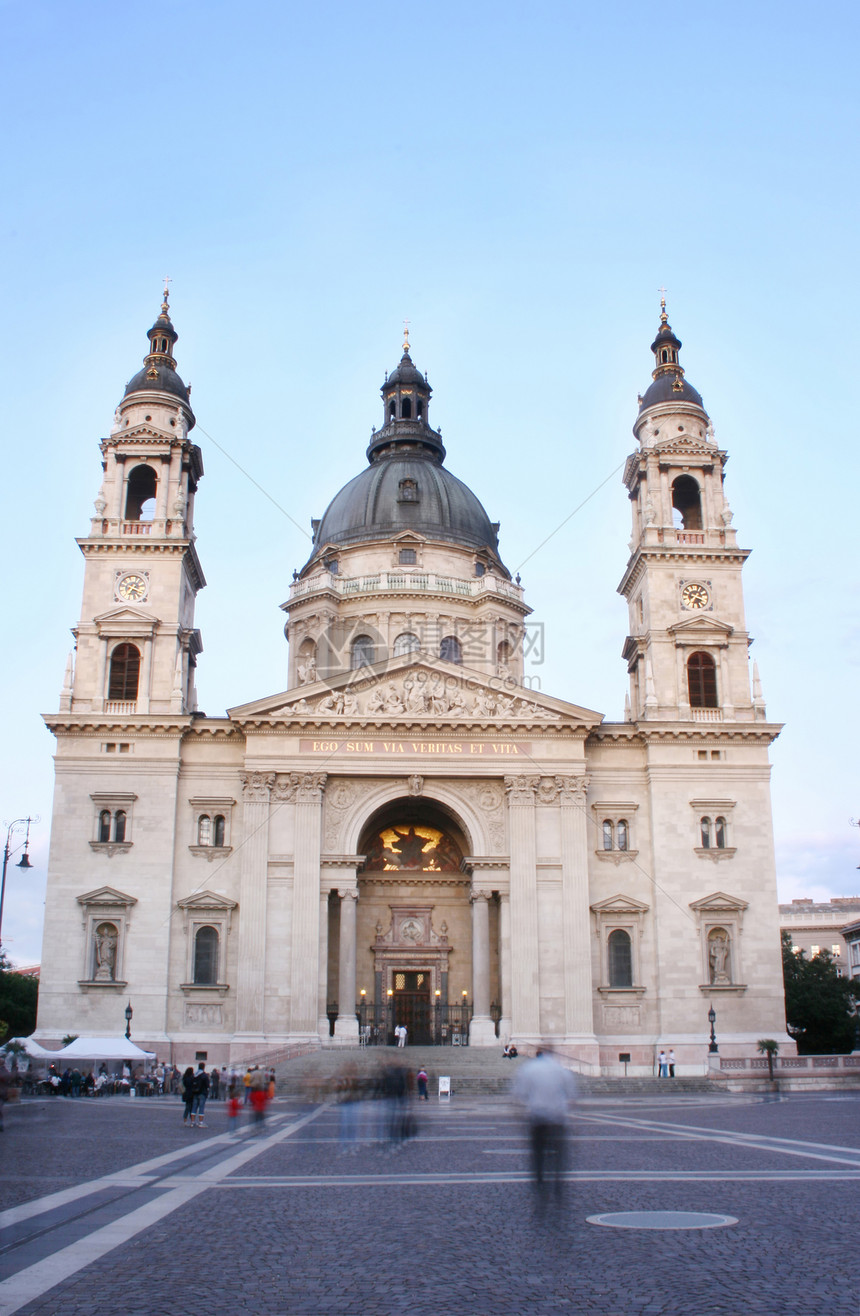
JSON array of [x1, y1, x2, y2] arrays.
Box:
[[298, 656, 317, 685], [708, 930, 732, 985], [94, 922, 118, 981]]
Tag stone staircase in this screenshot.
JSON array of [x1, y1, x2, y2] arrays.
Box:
[[273, 1046, 719, 1097]]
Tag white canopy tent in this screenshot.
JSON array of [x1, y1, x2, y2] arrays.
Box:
[[51, 1037, 156, 1063], [1, 1036, 58, 1060]]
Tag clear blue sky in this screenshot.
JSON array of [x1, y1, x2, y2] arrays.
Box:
[[2, 1, 858, 964]]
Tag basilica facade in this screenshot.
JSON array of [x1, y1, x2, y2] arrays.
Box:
[[36, 294, 790, 1073]]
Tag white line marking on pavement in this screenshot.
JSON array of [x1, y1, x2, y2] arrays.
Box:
[[0, 1106, 324, 1315], [578, 1113, 860, 1168]]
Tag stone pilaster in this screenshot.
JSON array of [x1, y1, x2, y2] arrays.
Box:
[[505, 774, 541, 1038], [334, 888, 359, 1042], [557, 775, 598, 1047], [235, 771, 275, 1038], [318, 890, 330, 1041], [289, 772, 327, 1037], [498, 891, 512, 1041]]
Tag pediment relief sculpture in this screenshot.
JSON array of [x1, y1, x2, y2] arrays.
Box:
[[266, 670, 562, 722]]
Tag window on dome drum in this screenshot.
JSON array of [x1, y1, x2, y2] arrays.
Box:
[[401, 397, 412, 418], [687, 651, 717, 708], [393, 632, 421, 657], [325, 559, 339, 574], [398, 479, 418, 502], [389, 401, 395, 418], [125, 464, 158, 521], [608, 929, 633, 987], [440, 635, 462, 664], [108, 644, 141, 701], [475, 561, 486, 577], [193, 926, 219, 985], [416, 399, 423, 417], [399, 548, 417, 564], [351, 635, 374, 668], [671, 475, 703, 530]]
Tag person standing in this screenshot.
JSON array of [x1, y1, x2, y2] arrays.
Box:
[[396, 1023, 407, 1048], [657, 1050, 667, 1078], [181, 1066, 195, 1126], [511, 1048, 577, 1204], [668, 1049, 676, 1078], [191, 1062, 210, 1128], [416, 1067, 429, 1100]]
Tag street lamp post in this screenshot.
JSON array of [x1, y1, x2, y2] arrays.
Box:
[[124, 1001, 133, 1041], [708, 1005, 718, 1054], [0, 817, 36, 951]]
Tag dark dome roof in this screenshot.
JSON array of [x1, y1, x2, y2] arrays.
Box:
[[638, 374, 704, 412], [124, 363, 191, 404], [385, 352, 426, 388], [310, 450, 505, 566]]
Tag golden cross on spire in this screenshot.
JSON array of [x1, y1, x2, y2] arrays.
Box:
[[403, 319, 410, 354], [658, 285, 667, 310], [162, 275, 172, 313]]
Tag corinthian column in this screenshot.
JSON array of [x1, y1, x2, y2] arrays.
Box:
[[334, 888, 359, 1042], [290, 772, 327, 1038], [505, 775, 541, 1039], [236, 771, 275, 1038], [558, 775, 597, 1047]]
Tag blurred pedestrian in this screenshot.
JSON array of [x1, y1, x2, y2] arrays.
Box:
[[657, 1050, 667, 1078], [668, 1049, 676, 1078], [191, 1062, 210, 1127], [511, 1048, 577, 1204], [181, 1066, 195, 1126], [249, 1069, 269, 1135], [226, 1090, 242, 1136], [416, 1067, 429, 1100], [209, 1066, 220, 1100]]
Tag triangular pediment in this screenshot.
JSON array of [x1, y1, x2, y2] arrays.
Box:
[[689, 890, 748, 914], [654, 434, 718, 462], [229, 653, 603, 729], [93, 605, 154, 625], [176, 890, 238, 911], [590, 894, 650, 916], [667, 615, 734, 640], [77, 885, 138, 908]]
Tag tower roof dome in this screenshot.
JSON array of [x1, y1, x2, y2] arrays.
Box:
[[122, 287, 195, 420], [302, 339, 508, 576], [637, 302, 705, 416]]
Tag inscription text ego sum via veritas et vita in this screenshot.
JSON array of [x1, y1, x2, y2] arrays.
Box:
[[299, 739, 532, 756]]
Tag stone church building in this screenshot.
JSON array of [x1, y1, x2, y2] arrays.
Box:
[[36, 293, 790, 1072]]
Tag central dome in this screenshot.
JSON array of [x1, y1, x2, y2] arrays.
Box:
[[302, 344, 508, 576], [314, 449, 502, 556]]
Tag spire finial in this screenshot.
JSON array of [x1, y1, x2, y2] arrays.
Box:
[[658, 286, 668, 323], [162, 275, 172, 316], [403, 318, 410, 354]]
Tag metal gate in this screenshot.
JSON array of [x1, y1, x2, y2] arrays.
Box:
[[356, 997, 473, 1046]]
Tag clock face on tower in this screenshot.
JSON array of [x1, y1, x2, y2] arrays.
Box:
[[116, 573, 148, 602], [681, 582, 710, 610]]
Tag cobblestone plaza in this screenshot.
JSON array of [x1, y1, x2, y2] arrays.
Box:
[[2, 1090, 858, 1314]]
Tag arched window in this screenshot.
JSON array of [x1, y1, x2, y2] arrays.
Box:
[[616, 819, 629, 852], [700, 816, 712, 848], [113, 810, 127, 843], [350, 635, 374, 669], [393, 632, 421, 657], [603, 820, 614, 851], [99, 810, 112, 843], [687, 652, 717, 708], [715, 816, 727, 849], [197, 815, 212, 845], [213, 815, 226, 847], [108, 644, 141, 701], [608, 929, 633, 987], [125, 464, 158, 521], [671, 475, 703, 530], [440, 635, 462, 664], [497, 640, 511, 666], [401, 397, 412, 418], [193, 926, 219, 985], [389, 401, 395, 418]]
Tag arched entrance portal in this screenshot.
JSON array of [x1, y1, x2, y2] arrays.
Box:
[[340, 799, 495, 1045]]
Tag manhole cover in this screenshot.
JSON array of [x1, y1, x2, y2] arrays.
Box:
[[587, 1211, 737, 1230]]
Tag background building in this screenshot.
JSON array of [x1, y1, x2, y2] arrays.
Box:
[[779, 898, 860, 975], [35, 298, 791, 1074]]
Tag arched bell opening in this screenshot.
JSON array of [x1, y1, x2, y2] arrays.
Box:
[[332, 796, 497, 1045]]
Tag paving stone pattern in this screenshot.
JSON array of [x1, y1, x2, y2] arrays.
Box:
[[2, 1091, 859, 1315]]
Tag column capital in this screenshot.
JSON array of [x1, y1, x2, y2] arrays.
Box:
[[272, 771, 328, 804], [470, 890, 491, 905], [241, 771, 276, 803], [339, 887, 359, 902], [504, 774, 541, 804]]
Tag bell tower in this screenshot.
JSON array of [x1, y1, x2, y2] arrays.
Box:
[[618, 302, 765, 724], [64, 288, 205, 717]]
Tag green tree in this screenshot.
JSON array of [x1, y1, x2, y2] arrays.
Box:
[[0, 951, 39, 1041], [781, 931, 860, 1054]]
